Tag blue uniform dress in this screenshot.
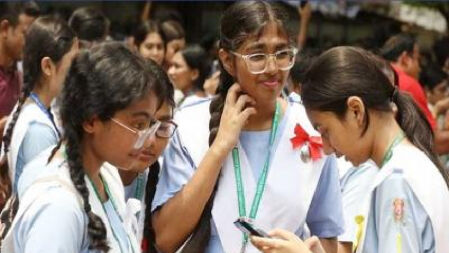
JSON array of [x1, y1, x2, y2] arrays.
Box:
[[338, 161, 379, 243], [362, 169, 435, 253], [13, 149, 132, 253], [152, 101, 344, 253]]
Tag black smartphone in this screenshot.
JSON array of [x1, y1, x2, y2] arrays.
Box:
[[234, 218, 270, 238]]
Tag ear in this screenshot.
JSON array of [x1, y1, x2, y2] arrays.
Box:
[[82, 115, 102, 134], [190, 68, 199, 82], [346, 96, 366, 127], [40, 57, 54, 78], [218, 48, 235, 77], [0, 20, 10, 37], [398, 51, 411, 68]]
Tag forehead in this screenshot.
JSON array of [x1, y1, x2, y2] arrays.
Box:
[[238, 21, 289, 52], [306, 109, 339, 129], [145, 32, 163, 44]]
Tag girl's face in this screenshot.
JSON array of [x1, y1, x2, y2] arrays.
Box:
[[129, 101, 174, 172], [220, 22, 290, 105], [167, 51, 198, 93], [50, 40, 79, 97], [427, 80, 449, 105], [165, 38, 185, 64], [139, 32, 165, 65], [306, 97, 372, 166], [89, 92, 159, 170]]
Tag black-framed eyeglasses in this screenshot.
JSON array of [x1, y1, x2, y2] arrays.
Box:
[[231, 47, 298, 74]]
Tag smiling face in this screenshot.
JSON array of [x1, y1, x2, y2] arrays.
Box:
[[138, 32, 165, 65], [220, 21, 290, 105]]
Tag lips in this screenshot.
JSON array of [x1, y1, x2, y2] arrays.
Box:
[[260, 78, 281, 88]]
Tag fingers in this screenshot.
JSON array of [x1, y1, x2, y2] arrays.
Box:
[[269, 229, 299, 241], [251, 236, 283, 251], [225, 83, 241, 105], [235, 94, 256, 112]]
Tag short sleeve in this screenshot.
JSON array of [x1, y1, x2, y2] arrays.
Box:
[[306, 155, 345, 238], [151, 130, 196, 211], [363, 170, 435, 253], [14, 188, 87, 253], [14, 121, 58, 192]]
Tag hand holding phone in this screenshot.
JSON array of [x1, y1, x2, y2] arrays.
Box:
[[234, 218, 270, 238]]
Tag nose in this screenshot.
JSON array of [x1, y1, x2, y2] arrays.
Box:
[[142, 132, 157, 149], [265, 55, 278, 74], [321, 137, 335, 155]]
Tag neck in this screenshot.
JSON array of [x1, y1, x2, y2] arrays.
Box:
[[81, 138, 107, 201], [244, 98, 285, 131], [118, 170, 138, 186], [32, 83, 54, 108], [370, 115, 404, 167], [0, 43, 14, 69]]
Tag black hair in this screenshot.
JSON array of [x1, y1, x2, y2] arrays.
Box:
[[60, 42, 160, 252], [302, 46, 449, 187], [134, 20, 166, 48], [140, 59, 174, 253], [433, 36, 449, 69], [181, 2, 292, 252], [0, 16, 75, 196], [180, 44, 212, 92], [23, 1, 40, 18], [160, 20, 185, 43], [380, 33, 416, 62], [420, 63, 448, 91], [0, 2, 28, 27], [68, 7, 109, 43], [289, 49, 320, 91]]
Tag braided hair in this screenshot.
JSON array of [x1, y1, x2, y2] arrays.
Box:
[[181, 2, 292, 252], [0, 16, 75, 196], [142, 59, 175, 253], [60, 42, 160, 251]]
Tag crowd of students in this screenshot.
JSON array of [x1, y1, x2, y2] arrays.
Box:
[[0, 1, 448, 253]]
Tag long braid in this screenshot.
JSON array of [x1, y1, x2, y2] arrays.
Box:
[[181, 63, 234, 253], [65, 126, 110, 252], [142, 162, 160, 253]]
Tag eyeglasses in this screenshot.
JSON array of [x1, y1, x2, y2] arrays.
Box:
[[231, 48, 298, 74], [111, 118, 161, 150], [156, 120, 178, 138]]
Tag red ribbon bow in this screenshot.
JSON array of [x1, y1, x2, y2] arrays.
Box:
[[290, 124, 323, 161]]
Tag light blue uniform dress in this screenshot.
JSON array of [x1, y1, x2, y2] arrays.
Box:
[[12, 148, 133, 253], [338, 161, 379, 243], [152, 100, 345, 253], [362, 168, 435, 253]]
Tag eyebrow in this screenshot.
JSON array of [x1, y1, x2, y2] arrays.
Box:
[[245, 42, 290, 52], [158, 115, 173, 121], [131, 112, 152, 119]]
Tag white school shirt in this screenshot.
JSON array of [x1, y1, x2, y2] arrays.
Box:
[[1, 147, 139, 253], [153, 99, 344, 253]]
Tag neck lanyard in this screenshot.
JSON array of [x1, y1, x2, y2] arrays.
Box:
[[380, 131, 405, 168], [134, 173, 145, 200], [29, 92, 61, 138], [89, 176, 135, 253], [232, 101, 281, 251]]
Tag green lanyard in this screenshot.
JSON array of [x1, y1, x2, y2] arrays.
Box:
[[232, 102, 281, 249], [380, 131, 405, 168], [134, 173, 145, 200], [89, 176, 135, 253]]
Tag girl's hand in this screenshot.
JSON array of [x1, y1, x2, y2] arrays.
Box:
[[213, 83, 256, 152], [251, 229, 326, 253]]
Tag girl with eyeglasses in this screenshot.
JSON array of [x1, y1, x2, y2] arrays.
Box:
[[151, 2, 344, 253], [1, 42, 165, 253], [115, 61, 177, 253], [251, 47, 449, 253]]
